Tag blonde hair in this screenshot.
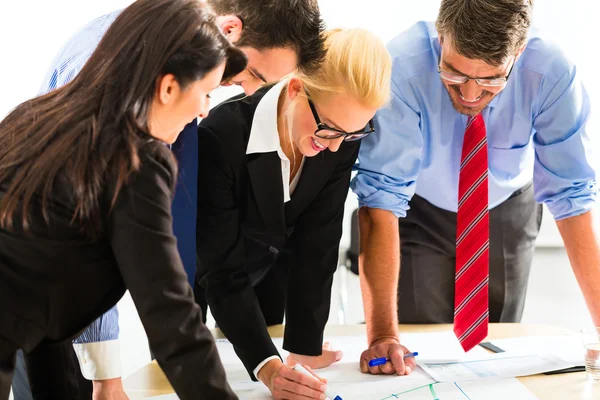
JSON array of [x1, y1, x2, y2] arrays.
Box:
[[297, 28, 392, 108]]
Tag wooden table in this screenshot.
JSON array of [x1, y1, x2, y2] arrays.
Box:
[[123, 323, 599, 399]]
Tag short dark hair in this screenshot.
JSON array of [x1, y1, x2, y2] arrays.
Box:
[[207, 0, 326, 73], [436, 0, 533, 66]]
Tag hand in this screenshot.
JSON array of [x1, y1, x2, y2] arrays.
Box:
[[286, 342, 343, 369], [359, 338, 416, 376], [257, 358, 328, 400], [92, 377, 130, 400]]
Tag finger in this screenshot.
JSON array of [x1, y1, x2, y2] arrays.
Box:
[[272, 385, 301, 400], [322, 343, 342, 363], [278, 378, 326, 400], [304, 365, 328, 384], [389, 346, 407, 375], [335, 350, 343, 362], [315, 349, 343, 368], [378, 359, 396, 375], [367, 352, 386, 375], [281, 367, 327, 391], [404, 352, 417, 374], [285, 354, 296, 367], [281, 387, 325, 400], [360, 351, 370, 373], [361, 349, 386, 375]]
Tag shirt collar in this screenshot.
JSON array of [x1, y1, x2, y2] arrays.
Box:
[[246, 80, 288, 155]]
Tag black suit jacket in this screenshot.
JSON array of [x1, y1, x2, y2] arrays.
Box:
[[196, 85, 360, 379], [0, 142, 237, 400]]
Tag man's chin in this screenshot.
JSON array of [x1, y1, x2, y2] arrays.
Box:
[[449, 93, 493, 116]]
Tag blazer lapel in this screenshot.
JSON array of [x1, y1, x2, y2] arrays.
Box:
[[285, 152, 338, 220], [246, 152, 286, 234]]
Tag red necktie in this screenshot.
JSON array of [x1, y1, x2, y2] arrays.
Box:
[[454, 113, 489, 352]]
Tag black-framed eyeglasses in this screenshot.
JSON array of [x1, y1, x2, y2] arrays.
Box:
[[437, 51, 515, 88], [307, 98, 375, 142]]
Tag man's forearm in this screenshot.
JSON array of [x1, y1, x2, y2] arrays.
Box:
[[358, 207, 401, 345], [557, 210, 600, 326]]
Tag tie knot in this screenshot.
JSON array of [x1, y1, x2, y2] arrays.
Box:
[[467, 114, 481, 126]]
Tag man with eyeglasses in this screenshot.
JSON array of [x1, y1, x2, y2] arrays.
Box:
[[351, 0, 599, 377]]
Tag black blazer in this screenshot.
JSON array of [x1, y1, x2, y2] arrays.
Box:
[[0, 142, 236, 400], [196, 85, 360, 379]]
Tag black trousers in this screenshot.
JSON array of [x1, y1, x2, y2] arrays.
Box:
[[4, 342, 92, 400], [195, 261, 289, 327], [398, 182, 542, 323]]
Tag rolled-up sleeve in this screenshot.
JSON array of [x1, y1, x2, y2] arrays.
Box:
[[533, 64, 598, 220], [351, 79, 423, 218]]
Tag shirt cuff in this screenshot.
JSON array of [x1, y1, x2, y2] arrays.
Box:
[[73, 339, 122, 380], [253, 355, 281, 380]]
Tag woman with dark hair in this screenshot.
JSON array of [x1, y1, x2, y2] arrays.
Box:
[[0, 0, 246, 399]]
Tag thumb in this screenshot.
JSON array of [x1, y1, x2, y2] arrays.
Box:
[[360, 354, 370, 373], [323, 342, 342, 361], [321, 348, 343, 366], [284, 354, 297, 366]]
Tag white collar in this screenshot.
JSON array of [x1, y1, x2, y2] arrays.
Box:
[[246, 80, 288, 155]]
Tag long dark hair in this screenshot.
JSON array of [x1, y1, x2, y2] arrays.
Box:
[[0, 0, 246, 238]]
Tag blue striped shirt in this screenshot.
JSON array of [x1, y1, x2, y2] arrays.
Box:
[[40, 10, 121, 94], [40, 10, 123, 344]]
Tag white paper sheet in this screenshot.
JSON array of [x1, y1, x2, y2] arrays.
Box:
[[216, 335, 437, 395], [149, 333, 543, 400], [216, 330, 489, 368], [419, 352, 575, 382], [150, 378, 539, 400], [324, 331, 490, 363], [490, 335, 584, 366]]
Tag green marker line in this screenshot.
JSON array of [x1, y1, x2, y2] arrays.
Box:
[[429, 383, 439, 400], [379, 382, 440, 400]]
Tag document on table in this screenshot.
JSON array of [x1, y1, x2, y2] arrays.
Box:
[[217, 330, 489, 367], [216, 336, 437, 387], [209, 332, 544, 399], [149, 378, 539, 400], [327, 331, 490, 363], [489, 335, 584, 366], [149, 332, 542, 400], [419, 352, 575, 382], [215, 331, 489, 384]]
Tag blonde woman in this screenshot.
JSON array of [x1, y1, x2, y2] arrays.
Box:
[[194, 29, 392, 399]]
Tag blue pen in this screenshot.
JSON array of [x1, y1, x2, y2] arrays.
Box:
[[368, 351, 419, 367]]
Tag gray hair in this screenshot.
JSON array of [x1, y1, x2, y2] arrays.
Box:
[[436, 0, 533, 66]]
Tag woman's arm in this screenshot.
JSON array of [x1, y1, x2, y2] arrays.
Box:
[[196, 125, 281, 379], [108, 144, 237, 400], [284, 142, 360, 358]]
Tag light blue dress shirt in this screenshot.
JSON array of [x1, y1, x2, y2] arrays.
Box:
[[351, 21, 597, 221], [39, 10, 123, 346], [40, 11, 121, 95]]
